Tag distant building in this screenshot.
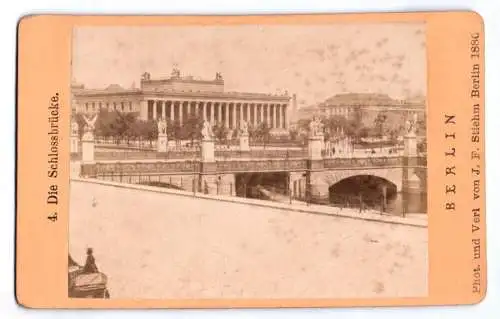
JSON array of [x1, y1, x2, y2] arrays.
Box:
[[71, 68, 292, 133], [296, 93, 426, 125]]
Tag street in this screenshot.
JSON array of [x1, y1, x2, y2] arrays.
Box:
[[69, 180, 428, 299]]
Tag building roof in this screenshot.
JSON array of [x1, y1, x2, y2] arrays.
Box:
[[321, 93, 409, 107], [73, 85, 291, 102], [105, 84, 126, 91], [293, 92, 426, 121], [142, 76, 223, 86], [73, 69, 293, 103]]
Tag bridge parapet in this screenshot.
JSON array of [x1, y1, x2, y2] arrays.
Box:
[[81, 160, 201, 177], [324, 156, 403, 169], [417, 156, 427, 167], [214, 149, 307, 159], [80, 155, 426, 178], [216, 159, 307, 173], [323, 156, 426, 169], [76, 148, 309, 162]]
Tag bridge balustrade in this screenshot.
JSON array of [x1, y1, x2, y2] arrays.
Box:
[[214, 149, 308, 160], [323, 156, 405, 169], [216, 159, 307, 173], [81, 160, 201, 177], [93, 150, 201, 161], [80, 155, 427, 176]]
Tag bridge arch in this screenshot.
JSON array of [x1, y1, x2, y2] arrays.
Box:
[[328, 174, 398, 205], [308, 167, 403, 202], [317, 168, 403, 192], [310, 169, 404, 212]]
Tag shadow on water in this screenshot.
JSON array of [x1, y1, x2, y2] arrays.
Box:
[[328, 175, 401, 215], [235, 172, 289, 199]]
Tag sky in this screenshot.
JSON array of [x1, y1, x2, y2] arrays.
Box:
[[72, 23, 426, 108]]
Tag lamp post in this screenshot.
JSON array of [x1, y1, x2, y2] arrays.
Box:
[[216, 175, 221, 195], [192, 157, 197, 197], [302, 172, 309, 206], [286, 149, 292, 204]]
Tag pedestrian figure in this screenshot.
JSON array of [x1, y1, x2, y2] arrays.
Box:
[[82, 248, 99, 274], [359, 193, 364, 214]]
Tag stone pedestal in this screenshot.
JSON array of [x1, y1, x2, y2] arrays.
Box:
[[70, 161, 81, 178], [308, 135, 323, 161], [201, 139, 215, 163], [402, 131, 424, 215], [308, 170, 329, 202], [404, 131, 417, 157], [70, 135, 79, 154], [157, 134, 168, 152], [82, 134, 95, 163], [239, 133, 249, 152], [403, 173, 423, 215]]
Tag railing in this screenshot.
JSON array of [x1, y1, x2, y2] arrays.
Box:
[[214, 149, 308, 159], [81, 160, 201, 176], [80, 155, 427, 176], [418, 156, 427, 166], [216, 159, 307, 173], [249, 140, 306, 148], [323, 156, 404, 169], [94, 151, 200, 161]]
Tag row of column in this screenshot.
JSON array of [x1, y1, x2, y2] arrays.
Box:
[[80, 100, 136, 113], [142, 100, 289, 129]]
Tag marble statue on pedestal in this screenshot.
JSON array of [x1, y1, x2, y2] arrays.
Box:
[[309, 117, 324, 137], [240, 121, 249, 136], [202, 120, 214, 140], [71, 118, 79, 136], [156, 117, 168, 152], [405, 112, 418, 135], [307, 117, 324, 160], [309, 118, 317, 137], [81, 114, 97, 162], [82, 114, 97, 140], [141, 72, 151, 81], [70, 118, 79, 154], [157, 117, 167, 135]]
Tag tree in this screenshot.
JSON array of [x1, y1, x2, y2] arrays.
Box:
[[323, 115, 348, 141], [358, 126, 371, 139], [145, 119, 158, 146], [166, 118, 175, 140], [133, 119, 157, 147], [351, 106, 363, 127], [170, 120, 183, 143], [125, 119, 142, 144], [297, 118, 311, 135], [347, 107, 365, 142], [255, 122, 271, 148], [113, 111, 139, 144], [231, 128, 239, 140], [213, 122, 228, 144], [129, 120, 146, 146], [182, 114, 203, 145], [388, 128, 400, 145], [89, 108, 139, 144], [74, 113, 87, 139], [418, 138, 427, 153], [373, 111, 388, 138], [416, 115, 427, 136], [289, 128, 299, 141]]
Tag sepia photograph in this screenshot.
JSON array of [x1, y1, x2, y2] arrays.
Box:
[[68, 23, 428, 300]]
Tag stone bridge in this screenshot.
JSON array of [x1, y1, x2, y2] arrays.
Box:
[[78, 155, 427, 202], [72, 128, 427, 214]]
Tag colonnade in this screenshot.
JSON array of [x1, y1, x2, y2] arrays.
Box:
[[142, 100, 289, 130]]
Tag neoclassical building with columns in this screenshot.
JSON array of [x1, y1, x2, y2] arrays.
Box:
[[72, 68, 294, 134]]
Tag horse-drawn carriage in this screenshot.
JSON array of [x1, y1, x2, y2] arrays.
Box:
[[68, 249, 110, 299]]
